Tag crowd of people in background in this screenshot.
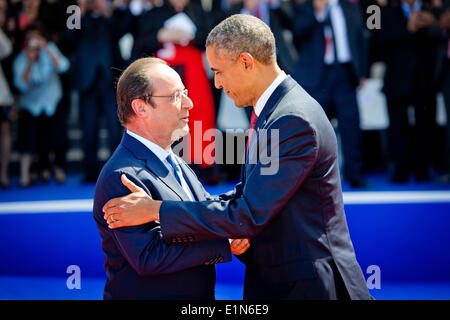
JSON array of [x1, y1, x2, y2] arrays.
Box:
[[0, 0, 449, 188]]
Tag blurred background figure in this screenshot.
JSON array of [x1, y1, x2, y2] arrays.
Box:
[[378, 0, 441, 183], [292, 0, 369, 188], [227, 0, 297, 74], [0, 0, 446, 188], [17, 0, 40, 29], [10, 0, 42, 59], [12, 22, 70, 186], [436, 0, 450, 182], [0, 0, 15, 188], [66, 0, 130, 182]]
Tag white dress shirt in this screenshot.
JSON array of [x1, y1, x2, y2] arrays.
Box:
[[126, 130, 195, 201], [254, 71, 287, 117], [315, 0, 352, 64]]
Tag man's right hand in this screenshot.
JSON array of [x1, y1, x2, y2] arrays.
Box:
[[103, 174, 161, 229]]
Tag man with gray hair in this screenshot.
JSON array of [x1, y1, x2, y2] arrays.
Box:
[[103, 14, 371, 300], [93, 57, 248, 299]]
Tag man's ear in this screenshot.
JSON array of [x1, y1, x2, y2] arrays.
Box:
[[239, 52, 254, 71], [131, 99, 148, 118]]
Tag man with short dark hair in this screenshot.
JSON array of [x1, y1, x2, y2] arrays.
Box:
[[93, 57, 248, 300], [103, 15, 371, 300]]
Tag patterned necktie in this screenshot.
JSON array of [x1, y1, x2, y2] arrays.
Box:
[[246, 110, 258, 155], [166, 154, 183, 185]]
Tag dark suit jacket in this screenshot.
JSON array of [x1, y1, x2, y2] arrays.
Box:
[[93, 133, 232, 300], [158, 76, 371, 300], [292, 0, 368, 88], [65, 9, 132, 92], [378, 3, 441, 100], [434, 0, 450, 86]]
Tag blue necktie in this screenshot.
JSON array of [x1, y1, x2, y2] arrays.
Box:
[[166, 154, 183, 186]]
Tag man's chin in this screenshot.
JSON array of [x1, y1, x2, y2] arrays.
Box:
[[171, 127, 190, 141], [230, 99, 246, 108]]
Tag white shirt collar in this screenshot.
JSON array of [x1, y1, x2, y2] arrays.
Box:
[[126, 129, 175, 163], [127, 129, 195, 200], [254, 71, 287, 117], [329, 0, 339, 7]]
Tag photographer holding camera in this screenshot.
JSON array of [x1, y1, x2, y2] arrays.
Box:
[[12, 22, 69, 186]]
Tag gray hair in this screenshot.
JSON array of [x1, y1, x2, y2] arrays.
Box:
[[116, 57, 167, 125], [206, 14, 276, 65]]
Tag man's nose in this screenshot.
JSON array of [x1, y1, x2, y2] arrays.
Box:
[[182, 94, 193, 110], [214, 77, 222, 90]]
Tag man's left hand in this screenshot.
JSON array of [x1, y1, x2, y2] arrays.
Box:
[[230, 239, 251, 255], [103, 174, 161, 229]]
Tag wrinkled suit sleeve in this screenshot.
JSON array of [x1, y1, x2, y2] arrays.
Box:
[[93, 171, 232, 277], [159, 114, 318, 242]]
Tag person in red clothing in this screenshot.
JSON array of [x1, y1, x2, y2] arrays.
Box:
[[136, 0, 220, 183]]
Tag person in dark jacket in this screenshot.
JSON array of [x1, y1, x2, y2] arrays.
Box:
[[292, 0, 369, 188], [102, 14, 371, 300], [378, 0, 441, 182]]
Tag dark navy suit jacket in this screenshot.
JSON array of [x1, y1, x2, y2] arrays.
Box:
[[93, 133, 232, 300], [65, 9, 133, 92], [158, 76, 371, 299]]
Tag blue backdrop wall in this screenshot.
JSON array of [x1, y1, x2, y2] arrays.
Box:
[[1, 202, 450, 284]]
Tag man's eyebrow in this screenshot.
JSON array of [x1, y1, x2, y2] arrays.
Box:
[[210, 67, 219, 72]]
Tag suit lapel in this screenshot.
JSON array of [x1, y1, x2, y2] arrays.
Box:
[[243, 76, 297, 185], [121, 133, 191, 201], [145, 158, 192, 201], [177, 159, 206, 201]]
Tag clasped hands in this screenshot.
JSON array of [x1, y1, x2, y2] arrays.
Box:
[[102, 174, 250, 255]]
